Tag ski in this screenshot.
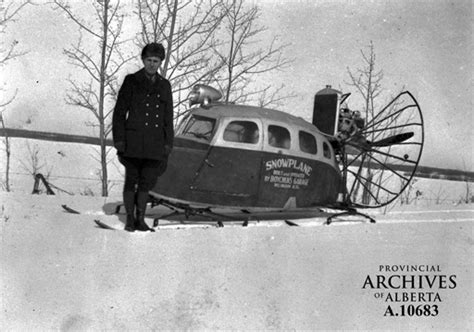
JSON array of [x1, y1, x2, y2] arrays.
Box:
[[94, 219, 118, 230], [61, 204, 118, 216], [61, 204, 80, 214], [93, 219, 157, 232], [284, 220, 299, 226]]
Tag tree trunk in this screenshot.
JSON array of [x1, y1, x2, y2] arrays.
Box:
[[99, 0, 109, 197], [161, 0, 178, 77], [0, 115, 11, 191]]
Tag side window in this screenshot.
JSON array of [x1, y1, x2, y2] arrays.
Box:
[[223, 121, 259, 144], [268, 125, 291, 149], [182, 115, 216, 141], [299, 131, 317, 154], [323, 142, 332, 159]]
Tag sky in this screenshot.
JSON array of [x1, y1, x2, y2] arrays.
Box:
[[1, 0, 472, 171]]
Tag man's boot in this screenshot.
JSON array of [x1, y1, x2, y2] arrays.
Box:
[[135, 191, 155, 232], [123, 191, 136, 232]]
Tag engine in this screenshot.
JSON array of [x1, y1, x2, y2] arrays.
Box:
[[336, 108, 365, 141]]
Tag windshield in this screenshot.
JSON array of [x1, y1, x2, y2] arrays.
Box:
[[181, 115, 216, 141]]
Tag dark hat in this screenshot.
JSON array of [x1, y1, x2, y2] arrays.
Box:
[[141, 43, 165, 60]]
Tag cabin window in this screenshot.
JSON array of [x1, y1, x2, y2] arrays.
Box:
[[223, 121, 259, 144], [323, 142, 332, 159], [182, 115, 216, 141], [299, 131, 317, 155], [268, 125, 291, 149], [176, 113, 191, 133]]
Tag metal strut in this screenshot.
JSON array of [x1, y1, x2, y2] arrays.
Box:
[[326, 144, 376, 225], [151, 198, 248, 227], [32, 173, 55, 195], [325, 206, 376, 225]]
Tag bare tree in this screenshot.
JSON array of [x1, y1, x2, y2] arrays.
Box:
[[0, 1, 29, 63], [0, 98, 15, 192], [346, 41, 384, 125], [135, 0, 227, 121], [0, 0, 31, 192], [19, 141, 53, 181], [460, 160, 472, 204], [53, 0, 135, 196], [345, 41, 384, 204], [345, 41, 425, 209], [135, 0, 293, 121], [212, 0, 293, 107], [430, 185, 448, 205], [399, 178, 421, 205]]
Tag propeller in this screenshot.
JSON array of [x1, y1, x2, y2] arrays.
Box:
[[345, 132, 414, 151], [336, 91, 424, 209], [369, 132, 414, 147]]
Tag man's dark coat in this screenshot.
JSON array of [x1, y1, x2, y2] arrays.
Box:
[[112, 69, 174, 160]]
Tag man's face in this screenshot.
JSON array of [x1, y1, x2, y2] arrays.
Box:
[[143, 56, 162, 75]]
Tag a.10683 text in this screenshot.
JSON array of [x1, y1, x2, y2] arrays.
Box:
[[384, 304, 439, 317]]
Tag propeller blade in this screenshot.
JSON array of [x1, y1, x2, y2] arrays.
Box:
[[370, 132, 414, 147]]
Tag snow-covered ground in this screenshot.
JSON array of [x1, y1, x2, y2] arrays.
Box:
[[0, 191, 472, 330]]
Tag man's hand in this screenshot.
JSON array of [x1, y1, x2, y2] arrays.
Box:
[[115, 141, 125, 154]]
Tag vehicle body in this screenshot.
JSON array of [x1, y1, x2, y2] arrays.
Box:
[[152, 103, 342, 210]]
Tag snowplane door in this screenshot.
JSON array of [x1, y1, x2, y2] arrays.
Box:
[[191, 118, 263, 206]]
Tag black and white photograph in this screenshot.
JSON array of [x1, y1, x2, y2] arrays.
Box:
[[0, 0, 472, 330]]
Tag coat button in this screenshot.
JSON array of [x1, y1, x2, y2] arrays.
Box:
[[156, 115, 159, 118], [145, 122, 148, 126], [146, 113, 149, 116], [155, 124, 158, 127], [146, 103, 149, 107], [156, 105, 159, 108]]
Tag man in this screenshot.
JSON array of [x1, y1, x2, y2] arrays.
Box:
[[112, 43, 174, 232]]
